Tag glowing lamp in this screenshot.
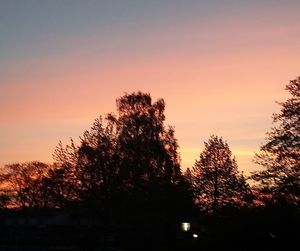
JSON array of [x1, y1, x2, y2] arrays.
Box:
[[181, 222, 191, 232]]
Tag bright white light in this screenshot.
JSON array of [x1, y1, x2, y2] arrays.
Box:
[[181, 222, 191, 232], [192, 233, 198, 238]]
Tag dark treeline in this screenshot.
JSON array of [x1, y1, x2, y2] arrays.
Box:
[[0, 77, 299, 250]]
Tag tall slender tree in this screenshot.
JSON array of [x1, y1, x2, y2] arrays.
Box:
[[107, 93, 186, 227], [251, 77, 300, 206], [191, 136, 250, 215], [108, 92, 181, 189]]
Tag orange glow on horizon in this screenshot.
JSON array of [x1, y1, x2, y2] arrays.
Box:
[[1, 1, 299, 174]]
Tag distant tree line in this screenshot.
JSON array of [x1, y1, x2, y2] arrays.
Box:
[[0, 77, 299, 250]]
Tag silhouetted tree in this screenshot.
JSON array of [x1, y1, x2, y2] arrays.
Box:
[[48, 139, 81, 207], [76, 117, 118, 205], [0, 161, 49, 208], [48, 92, 192, 248], [191, 136, 250, 215], [106, 92, 188, 245], [49, 92, 188, 208], [51, 117, 118, 208], [107, 92, 181, 190], [251, 77, 300, 206]]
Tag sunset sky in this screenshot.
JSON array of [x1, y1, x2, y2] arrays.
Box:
[[1, 0, 299, 174]]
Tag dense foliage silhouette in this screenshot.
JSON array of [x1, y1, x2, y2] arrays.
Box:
[[251, 77, 300, 206], [0, 161, 49, 208], [188, 135, 251, 215], [0, 85, 299, 250]]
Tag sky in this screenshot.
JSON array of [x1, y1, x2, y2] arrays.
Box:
[[1, 0, 299, 174]]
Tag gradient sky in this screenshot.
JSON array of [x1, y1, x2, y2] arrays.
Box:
[[1, 0, 299, 174]]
